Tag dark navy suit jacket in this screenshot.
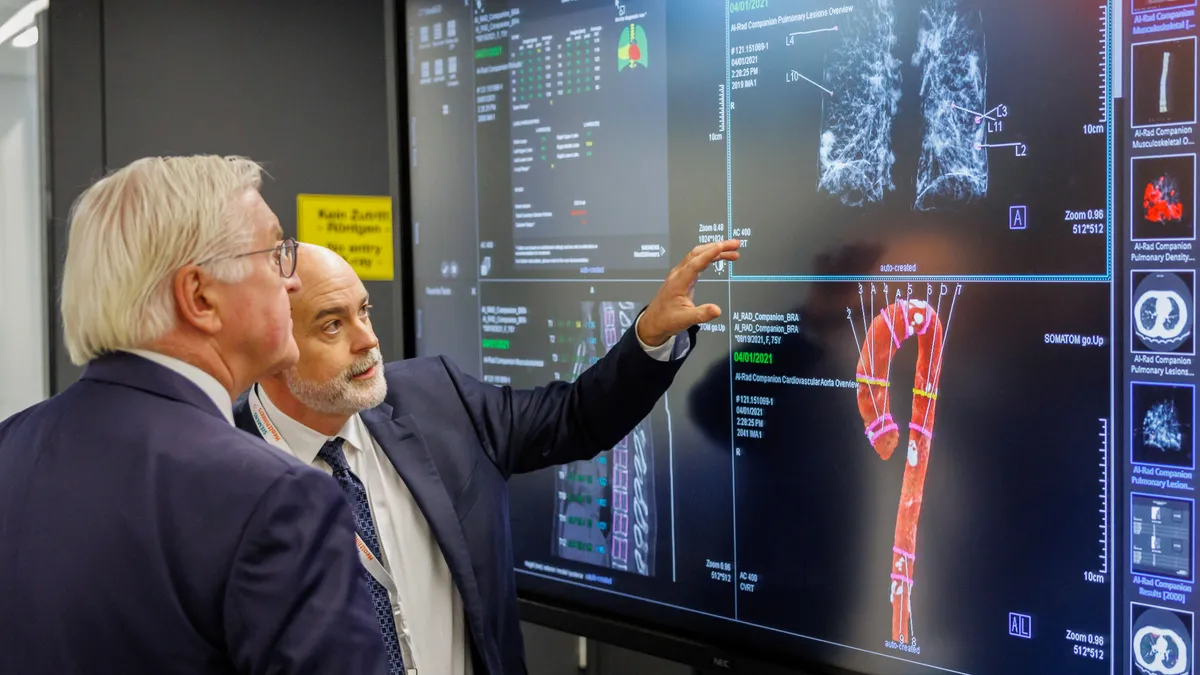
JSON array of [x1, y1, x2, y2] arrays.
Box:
[[234, 318, 697, 674], [0, 352, 388, 675]]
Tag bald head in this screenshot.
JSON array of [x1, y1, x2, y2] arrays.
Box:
[[292, 243, 358, 306], [295, 241, 352, 276], [260, 243, 386, 433]]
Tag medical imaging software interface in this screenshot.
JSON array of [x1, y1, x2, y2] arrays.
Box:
[[405, 0, 1200, 673]]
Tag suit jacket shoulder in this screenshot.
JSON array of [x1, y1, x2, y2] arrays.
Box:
[[381, 354, 456, 397], [0, 353, 386, 675]]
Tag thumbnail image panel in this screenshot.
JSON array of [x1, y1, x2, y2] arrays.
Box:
[[1131, 602, 1194, 675], [1132, 270, 1196, 356], [1132, 382, 1196, 471], [1132, 154, 1196, 243], [1131, 493, 1194, 584], [1131, 37, 1198, 129]]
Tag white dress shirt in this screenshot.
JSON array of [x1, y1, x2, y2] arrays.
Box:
[[255, 386, 466, 673], [123, 349, 234, 423], [251, 317, 684, 674], [639, 315, 688, 361]]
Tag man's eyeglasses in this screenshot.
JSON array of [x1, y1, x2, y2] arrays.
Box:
[[197, 238, 298, 278]]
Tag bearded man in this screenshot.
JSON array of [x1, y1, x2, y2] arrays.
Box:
[[233, 240, 740, 675]]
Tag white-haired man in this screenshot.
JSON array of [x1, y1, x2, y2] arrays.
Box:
[[234, 240, 740, 675], [0, 156, 389, 675]]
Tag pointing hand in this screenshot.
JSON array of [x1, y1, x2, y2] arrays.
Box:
[[636, 239, 742, 347]]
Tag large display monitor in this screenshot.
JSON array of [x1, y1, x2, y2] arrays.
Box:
[[401, 1, 1200, 673]]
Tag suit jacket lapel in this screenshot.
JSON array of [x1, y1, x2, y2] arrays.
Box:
[[360, 404, 490, 662]]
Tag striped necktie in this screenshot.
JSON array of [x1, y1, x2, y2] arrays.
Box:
[[317, 436, 406, 674]]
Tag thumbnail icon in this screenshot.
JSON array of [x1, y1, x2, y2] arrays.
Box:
[[1132, 270, 1196, 355], [1132, 602, 1193, 675], [1131, 493, 1194, 582], [1132, 154, 1196, 241], [618, 23, 647, 70], [1132, 382, 1195, 470], [1131, 37, 1197, 128]]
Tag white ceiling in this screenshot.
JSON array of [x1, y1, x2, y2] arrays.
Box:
[[0, 1, 42, 79]]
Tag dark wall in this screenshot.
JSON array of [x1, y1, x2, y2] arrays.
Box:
[[46, 0, 105, 391], [45, 0, 406, 391], [523, 623, 695, 675]]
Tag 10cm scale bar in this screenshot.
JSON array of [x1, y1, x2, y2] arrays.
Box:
[[1097, 3, 1107, 124], [1087, 417, 1109, 584]]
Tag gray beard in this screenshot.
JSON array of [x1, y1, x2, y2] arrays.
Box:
[[283, 348, 388, 416]]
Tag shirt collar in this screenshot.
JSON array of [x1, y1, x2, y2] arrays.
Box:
[[254, 383, 372, 465], [123, 349, 233, 424]]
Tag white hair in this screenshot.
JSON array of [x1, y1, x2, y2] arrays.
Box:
[[60, 155, 266, 365]]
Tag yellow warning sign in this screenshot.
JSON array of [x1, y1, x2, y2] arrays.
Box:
[[296, 194, 394, 280]]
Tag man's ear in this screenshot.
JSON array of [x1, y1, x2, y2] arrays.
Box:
[[172, 265, 223, 335]]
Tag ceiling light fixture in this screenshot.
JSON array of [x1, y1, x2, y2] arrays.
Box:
[[0, 0, 48, 48], [11, 25, 37, 48]]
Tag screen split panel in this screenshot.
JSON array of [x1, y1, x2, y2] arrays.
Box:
[[403, 1, 1200, 673]]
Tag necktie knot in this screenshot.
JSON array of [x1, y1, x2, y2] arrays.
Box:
[[317, 437, 351, 474]]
